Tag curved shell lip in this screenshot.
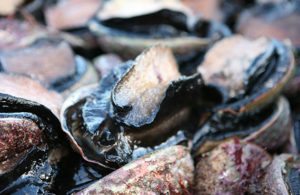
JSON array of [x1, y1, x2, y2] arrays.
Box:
[[0, 92, 61, 138], [89, 17, 230, 43], [0, 73, 64, 146], [0, 91, 60, 120], [192, 96, 291, 156], [50, 55, 89, 92], [243, 96, 291, 150], [60, 84, 115, 170], [109, 45, 181, 128], [0, 38, 93, 93], [88, 16, 230, 58], [211, 39, 295, 114], [111, 72, 221, 129], [0, 73, 63, 117]]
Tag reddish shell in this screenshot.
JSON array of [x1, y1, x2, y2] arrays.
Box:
[[0, 118, 44, 174], [76, 146, 194, 195], [195, 138, 271, 194]]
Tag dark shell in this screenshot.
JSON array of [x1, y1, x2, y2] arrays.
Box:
[[0, 73, 62, 118], [89, 0, 230, 60], [110, 46, 222, 144], [61, 46, 222, 169], [0, 74, 65, 193], [193, 96, 292, 156], [60, 70, 131, 170], [50, 149, 108, 195], [76, 145, 194, 195], [110, 46, 180, 127], [192, 35, 294, 156], [194, 138, 271, 194], [0, 74, 103, 194], [197, 35, 294, 111], [0, 146, 67, 194], [243, 97, 292, 150], [0, 74, 62, 148], [0, 39, 98, 96]]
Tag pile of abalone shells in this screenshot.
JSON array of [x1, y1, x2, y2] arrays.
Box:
[[0, 0, 300, 194]]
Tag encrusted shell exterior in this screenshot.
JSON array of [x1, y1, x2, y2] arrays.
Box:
[[76, 145, 194, 195]]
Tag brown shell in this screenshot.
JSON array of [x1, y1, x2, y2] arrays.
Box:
[[76, 146, 194, 195]]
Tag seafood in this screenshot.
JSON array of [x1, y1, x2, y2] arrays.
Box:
[[0, 38, 98, 97], [61, 45, 221, 169], [44, 0, 103, 51], [0, 74, 62, 193], [236, 1, 300, 156], [76, 145, 194, 195], [194, 139, 271, 194], [193, 35, 294, 155], [89, 0, 230, 61], [1, 1, 300, 194]]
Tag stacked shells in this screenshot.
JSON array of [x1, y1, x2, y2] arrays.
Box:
[[0, 0, 300, 194]]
